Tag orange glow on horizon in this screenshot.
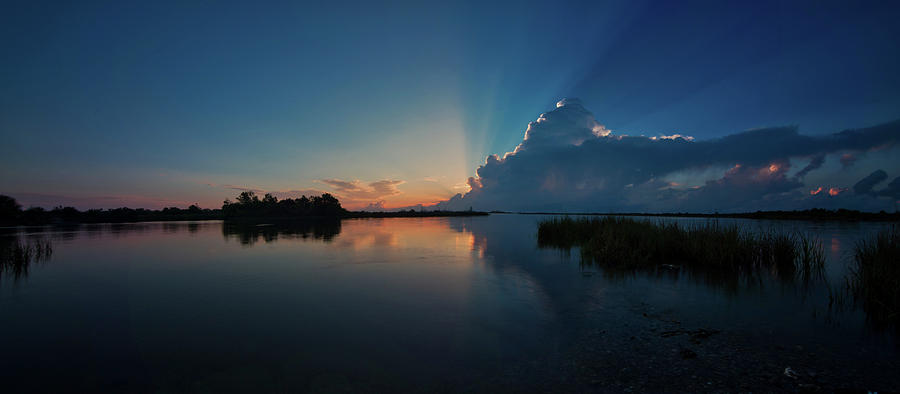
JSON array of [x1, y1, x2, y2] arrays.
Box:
[[340, 193, 461, 211]]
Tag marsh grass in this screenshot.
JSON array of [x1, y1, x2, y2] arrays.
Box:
[[848, 226, 900, 327], [538, 216, 824, 280], [0, 237, 53, 280]]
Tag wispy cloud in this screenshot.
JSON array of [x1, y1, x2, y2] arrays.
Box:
[[222, 184, 266, 194], [318, 179, 404, 201]]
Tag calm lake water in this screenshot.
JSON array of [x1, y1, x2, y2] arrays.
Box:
[[1, 214, 897, 392]]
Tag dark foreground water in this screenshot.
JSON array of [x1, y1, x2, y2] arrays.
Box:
[[1, 215, 898, 392]]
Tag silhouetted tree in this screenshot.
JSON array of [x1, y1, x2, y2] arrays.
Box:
[[0, 195, 22, 225], [0, 195, 221, 225]]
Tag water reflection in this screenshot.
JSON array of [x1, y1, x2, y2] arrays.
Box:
[[529, 217, 842, 297], [0, 216, 897, 391], [222, 219, 342, 245], [458, 215, 894, 338], [2, 221, 220, 243], [568, 251, 828, 297]]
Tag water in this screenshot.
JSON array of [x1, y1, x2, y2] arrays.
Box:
[[1, 215, 897, 392]]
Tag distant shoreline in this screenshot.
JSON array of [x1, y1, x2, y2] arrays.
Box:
[[509, 209, 900, 222], [0, 193, 491, 227], [344, 211, 489, 218], [0, 211, 492, 227], [4, 209, 899, 227], [4, 189, 898, 227]]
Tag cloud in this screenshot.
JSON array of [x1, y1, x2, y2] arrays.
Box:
[[852, 170, 900, 200], [853, 170, 888, 196], [273, 189, 330, 199], [222, 184, 266, 194], [840, 153, 858, 168], [318, 178, 404, 205], [361, 201, 387, 212], [794, 154, 825, 179], [881, 176, 900, 200], [434, 99, 900, 212]]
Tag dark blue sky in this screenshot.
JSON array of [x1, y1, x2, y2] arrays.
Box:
[[2, 0, 899, 209]]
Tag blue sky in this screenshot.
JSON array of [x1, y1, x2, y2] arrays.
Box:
[[2, 0, 899, 210]]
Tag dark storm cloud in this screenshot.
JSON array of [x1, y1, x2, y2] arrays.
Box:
[[853, 170, 888, 196], [435, 99, 900, 212], [881, 176, 900, 199], [851, 170, 900, 200], [794, 155, 825, 179]]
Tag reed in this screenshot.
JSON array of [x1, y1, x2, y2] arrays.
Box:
[[0, 238, 53, 280], [538, 216, 824, 277], [849, 226, 900, 326]]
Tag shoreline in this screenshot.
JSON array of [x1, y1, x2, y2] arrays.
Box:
[[0, 211, 490, 228], [513, 209, 900, 222], [5, 208, 900, 227]]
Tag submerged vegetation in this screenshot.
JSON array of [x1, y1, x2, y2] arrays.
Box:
[[538, 216, 824, 278], [848, 226, 900, 328]]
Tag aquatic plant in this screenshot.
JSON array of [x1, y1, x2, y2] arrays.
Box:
[[537, 216, 824, 278], [849, 226, 900, 327], [0, 237, 53, 280], [796, 234, 825, 275]]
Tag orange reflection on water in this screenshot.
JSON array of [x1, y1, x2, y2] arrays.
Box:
[[337, 218, 476, 254]]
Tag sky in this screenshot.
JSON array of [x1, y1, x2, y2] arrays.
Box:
[[1, 0, 899, 211]]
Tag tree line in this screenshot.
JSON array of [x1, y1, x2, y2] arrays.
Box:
[[0, 195, 221, 225], [0, 192, 488, 225], [0, 191, 348, 225]]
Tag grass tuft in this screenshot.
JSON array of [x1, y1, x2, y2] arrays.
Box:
[[1, 238, 53, 280], [538, 216, 824, 279], [849, 226, 900, 327]]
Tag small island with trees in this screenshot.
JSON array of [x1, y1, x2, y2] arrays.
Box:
[[0, 192, 487, 226]]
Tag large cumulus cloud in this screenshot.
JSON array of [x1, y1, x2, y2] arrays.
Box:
[[436, 99, 900, 212]]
